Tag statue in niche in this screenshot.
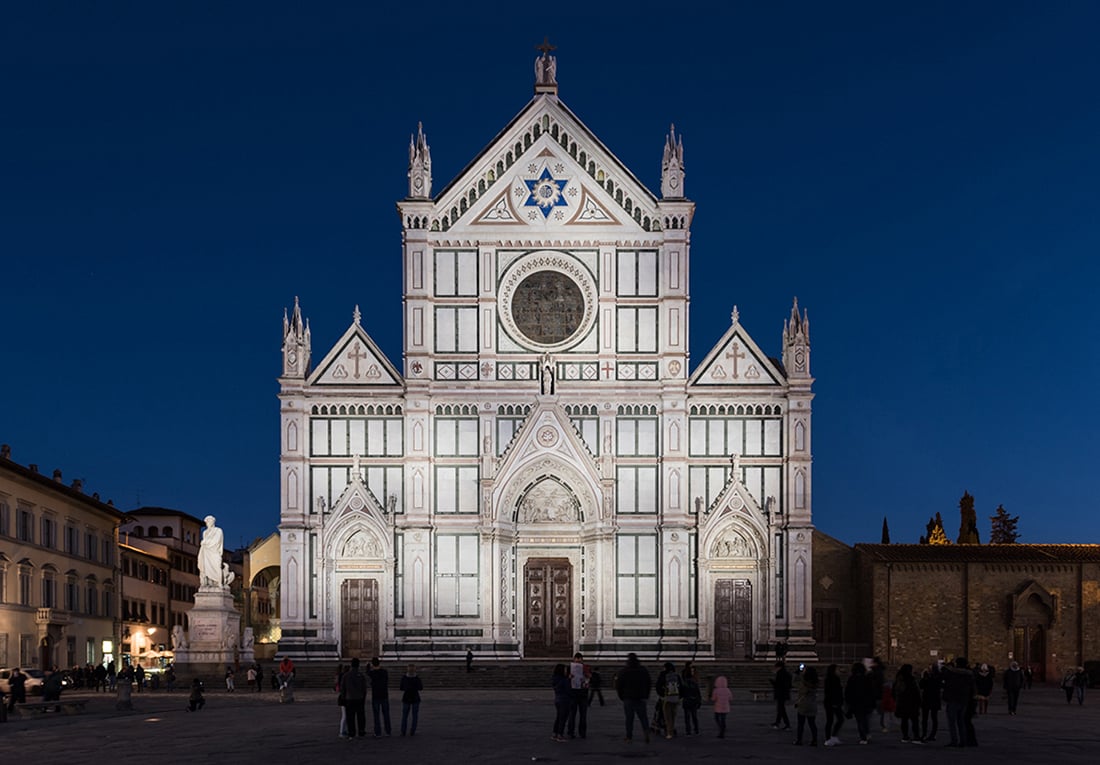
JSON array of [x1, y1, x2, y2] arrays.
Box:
[[540, 353, 555, 395]]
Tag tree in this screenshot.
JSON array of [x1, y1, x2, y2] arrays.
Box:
[[881, 516, 891, 544], [989, 504, 1020, 544], [926, 512, 950, 545], [957, 491, 981, 544]]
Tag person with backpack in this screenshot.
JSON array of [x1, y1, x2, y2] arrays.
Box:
[[657, 662, 682, 739]]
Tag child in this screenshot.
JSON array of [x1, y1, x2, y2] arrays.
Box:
[[711, 675, 733, 738], [187, 678, 206, 712]]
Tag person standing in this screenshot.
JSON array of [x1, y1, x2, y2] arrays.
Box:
[[187, 678, 205, 712], [711, 675, 732, 738], [919, 664, 942, 742], [794, 665, 819, 746], [681, 663, 702, 736], [974, 664, 993, 714], [254, 663, 263, 693], [134, 664, 145, 693], [892, 664, 921, 743], [368, 656, 392, 736], [657, 661, 682, 739], [1003, 661, 1024, 715], [225, 665, 235, 692], [400, 664, 423, 736], [7, 668, 27, 711], [587, 667, 605, 707], [822, 664, 844, 746], [941, 657, 976, 747], [551, 663, 570, 742], [1073, 666, 1087, 705], [844, 662, 874, 744], [615, 653, 652, 743], [107, 660, 117, 692], [566, 652, 589, 739], [770, 661, 792, 730], [340, 658, 368, 738], [465, 648, 473, 673], [869, 657, 887, 733], [246, 665, 257, 691]]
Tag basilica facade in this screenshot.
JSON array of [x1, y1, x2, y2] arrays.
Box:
[[276, 50, 815, 662]]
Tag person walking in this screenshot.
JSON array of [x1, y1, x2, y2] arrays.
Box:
[[1073, 666, 1087, 705], [400, 664, 423, 736], [551, 663, 570, 742], [1003, 661, 1024, 715], [367, 656, 392, 736], [794, 665, 819, 746], [892, 664, 921, 743], [465, 648, 473, 673], [974, 664, 993, 714], [225, 666, 235, 692], [615, 652, 652, 743], [340, 658, 368, 738], [822, 664, 844, 746], [134, 664, 145, 693], [769, 661, 792, 730], [681, 663, 702, 736], [919, 664, 942, 741], [844, 661, 874, 744], [711, 675, 732, 738]]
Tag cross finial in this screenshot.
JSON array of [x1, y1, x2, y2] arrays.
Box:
[[353, 305, 362, 325], [731, 305, 740, 324], [536, 36, 556, 56]]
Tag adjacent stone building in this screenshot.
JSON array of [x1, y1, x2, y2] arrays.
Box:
[[0, 446, 123, 670], [276, 48, 815, 662]]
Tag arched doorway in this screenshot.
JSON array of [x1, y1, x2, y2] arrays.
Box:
[[523, 558, 572, 657]]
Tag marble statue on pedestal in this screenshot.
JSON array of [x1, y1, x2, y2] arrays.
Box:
[[198, 515, 227, 588]]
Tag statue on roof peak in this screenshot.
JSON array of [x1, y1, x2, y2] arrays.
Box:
[[534, 36, 558, 94]]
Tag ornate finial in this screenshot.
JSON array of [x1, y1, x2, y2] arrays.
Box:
[[731, 305, 740, 324], [661, 124, 685, 199], [353, 305, 362, 326], [408, 122, 432, 199], [534, 37, 558, 94]]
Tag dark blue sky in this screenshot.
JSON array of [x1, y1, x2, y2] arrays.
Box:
[[3, 2, 1098, 549]]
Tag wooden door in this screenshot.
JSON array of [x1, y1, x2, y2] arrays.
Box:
[[524, 558, 572, 657], [714, 579, 752, 659], [341, 579, 379, 660]]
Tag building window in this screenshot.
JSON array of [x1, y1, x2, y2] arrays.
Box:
[[40, 516, 56, 549], [65, 525, 78, 554], [616, 417, 658, 456], [103, 584, 115, 618], [616, 306, 658, 353], [434, 307, 478, 353], [310, 417, 403, 457], [21, 635, 36, 667], [435, 417, 479, 457], [0, 500, 10, 536], [0, 561, 7, 603], [86, 580, 98, 616], [616, 467, 659, 514], [19, 565, 33, 606], [85, 531, 98, 562], [813, 608, 842, 644], [688, 465, 730, 512], [616, 250, 658, 297], [434, 466, 479, 514], [496, 416, 525, 455], [17, 508, 34, 543], [41, 568, 57, 608], [65, 576, 78, 611], [617, 534, 658, 617], [434, 534, 479, 617], [434, 250, 478, 296]]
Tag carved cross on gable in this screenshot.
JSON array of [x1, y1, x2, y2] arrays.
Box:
[[726, 343, 746, 379], [347, 343, 368, 378]]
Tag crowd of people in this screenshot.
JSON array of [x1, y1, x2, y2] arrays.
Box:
[[335, 656, 422, 738]]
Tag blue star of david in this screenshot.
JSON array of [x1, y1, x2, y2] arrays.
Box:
[[523, 168, 569, 218]]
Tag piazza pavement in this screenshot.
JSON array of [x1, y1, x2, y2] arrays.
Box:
[[1, 680, 1096, 763]]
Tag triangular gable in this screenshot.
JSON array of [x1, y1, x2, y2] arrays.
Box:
[[435, 96, 657, 236], [690, 320, 784, 387], [309, 321, 403, 387], [494, 400, 601, 495], [698, 476, 770, 561]]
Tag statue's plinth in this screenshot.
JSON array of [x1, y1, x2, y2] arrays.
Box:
[[174, 587, 250, 679]]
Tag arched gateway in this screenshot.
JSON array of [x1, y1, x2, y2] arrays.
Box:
[[276, 46, 815, 662]]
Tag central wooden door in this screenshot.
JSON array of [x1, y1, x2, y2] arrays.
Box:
[[341, 578, 379, 660], [524, 558, 572, 657], [714, 579, 753, 659]]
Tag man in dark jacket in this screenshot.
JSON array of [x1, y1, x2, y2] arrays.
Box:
[[770, 661, 792, 730], [367, 657, 391, 736], [941, 657, 976, 747], [615, 653, 652, 743], [340, 658, 368, 738]]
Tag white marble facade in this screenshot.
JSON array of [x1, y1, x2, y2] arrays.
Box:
[[277, 50, 815, 662]]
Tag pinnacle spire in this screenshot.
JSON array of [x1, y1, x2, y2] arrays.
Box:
[[661, 124, 685, 199], [408, 122, 432, 199]]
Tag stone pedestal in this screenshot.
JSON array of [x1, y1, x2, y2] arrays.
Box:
[[174, 587, 242, 680]]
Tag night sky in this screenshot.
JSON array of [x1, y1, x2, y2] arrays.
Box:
[[3, 2, 1098, 549]]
